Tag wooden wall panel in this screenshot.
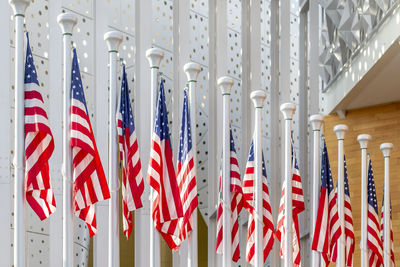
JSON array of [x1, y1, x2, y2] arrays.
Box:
[[323, 102, 400, 266]]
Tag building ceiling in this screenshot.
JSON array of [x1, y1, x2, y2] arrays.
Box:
[[337, 41, 400, 111]]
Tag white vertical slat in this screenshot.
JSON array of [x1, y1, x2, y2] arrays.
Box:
[[134, 0, 153, 266], [48, 1, 63, 266], [93, 2, 110, 267], [0, 0, 11, 265], [172, 0, 190, 264], [269, 0, 281, 264], [208, 0, 228, 266]]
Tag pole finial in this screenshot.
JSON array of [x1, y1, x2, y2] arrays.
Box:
[[310, 114, 324, 131], [333, 124, 348, 140], [217, 76, 234, 95], [9, 0, 30, 16], [280, 102, 296, 120], [250, 90, 267, 109], [146, 47, 164, 69], [357, 134, 372, 149], [183, 62, 201, 82], [380, 143, 394, 157], [104, 31, 123, 53], [57, 13, 78, 35]]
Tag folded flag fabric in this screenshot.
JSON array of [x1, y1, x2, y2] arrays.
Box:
[[117, 66, 144, 239], [242, 140, 275, 264], [276, 145, 305, 267], [24, 32, 56, 220], [312, 139, 341, 266], [70, 49, 110, 237], [216, 128, 243, 262], [147, 79, 183, 250]]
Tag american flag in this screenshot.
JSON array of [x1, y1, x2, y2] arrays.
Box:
[[333, 156, 355, 266], [70, 49, 110, 237], [367, 158, 384, 266], [24, 33, 56, 220], [175, 89, 198, 247], [242, 140, 274, 264], [147, 79, 184, 250], [381, 193, 395, 266], [116, 66, 144, 239], [311, 139, 341, 265], [216, 128, 243, 262], [276, 145, 305, 266]]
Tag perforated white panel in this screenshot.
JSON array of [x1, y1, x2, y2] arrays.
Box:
[[261, 0, 273, 183], [189, 0, 210, 221]]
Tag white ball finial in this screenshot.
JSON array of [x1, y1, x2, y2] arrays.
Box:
[[57, 13, 78, 35], [250, 90, 267, 109], [104, 31, 123, 52], [333, 124, 348, 140], [146, 48, 164, 69], [280, 102, 296, 120], [357, 134, 372, 149], [9, 0, 30, 16], [217, 76, 234, 95], [183, 62, 201, 82], [310, 114, 324, 131], [380, 143, 394, 158]]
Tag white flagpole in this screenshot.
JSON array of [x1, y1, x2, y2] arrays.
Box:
[[250, 90, 267, 267], [310, 114, 324, 267], [9, 1, 30, 266], [146, 47, 164, 267], [218, 76, 234, 267], [57, 13, 77, 267], [357, 134, 371, 267], [280, 102, 296, 267], [104, 31, 123, 267], [380, 142, 393, 267], [183, 62, 202, 267], [334, 124, 348, 267]]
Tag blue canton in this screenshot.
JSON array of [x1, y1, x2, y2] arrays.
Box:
[[71, 49, 89, 114], [154, 79, 172, 145], [247, 140, 267, 177], [344, 156, 351, 197], [368, 158, 379, 213], [24, 33, 39, 85], [120, 66, 135, 136], [321, 140, 335, 193], [177, 90, 192, 163], [229, 128, 237, 153]]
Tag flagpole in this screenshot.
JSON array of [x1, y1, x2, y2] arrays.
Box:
[[280, 102, 296, 267], [218, 76, 234, 267], [57, 13, 77, 267], [146, 47, 164, 267], [104, 31, 123, 267], [9, 1, 30, 266], [357, 134, 371, 267], [310, 114, 324, 267], [250, 90, 267, 267], [380, 142, 393, 267], [334, 124, 348, 267], [184, 62, 202, 267]]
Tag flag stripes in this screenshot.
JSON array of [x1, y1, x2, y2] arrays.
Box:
[[24, 33, 56, 220], [312, 139, 341, 265], [175, 89, 198, 247], [147, 79, 183, 250], [71, 49, 110, 237], [277, 146, 305, 266], [117, 66, 144, 239], [242, 140, 274, 265], [216, 128, 243, 262], [367, 158, 384, 266], [381, 196, 395, 267]]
